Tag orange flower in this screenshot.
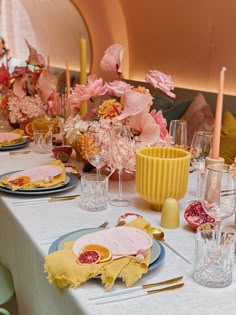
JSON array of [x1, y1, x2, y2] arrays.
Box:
[[97, 99, 122, 119], [77, 133, 98, 159]]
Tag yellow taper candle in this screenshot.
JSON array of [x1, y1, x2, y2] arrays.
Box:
[[211, 67, 226, 160], [80, 38, 87, 116], [65, 59, 71, 97]]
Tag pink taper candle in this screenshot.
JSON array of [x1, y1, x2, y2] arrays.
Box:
[[211, 67, 226, 159], [65, 60, 71, 97]]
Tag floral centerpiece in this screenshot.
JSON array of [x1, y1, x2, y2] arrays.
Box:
[[0, 40, 58, 128], [64, 43, 175, 172]]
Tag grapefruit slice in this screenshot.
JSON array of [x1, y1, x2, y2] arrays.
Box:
[[80, 244, 112, 262], [77, 250, 101, 265]]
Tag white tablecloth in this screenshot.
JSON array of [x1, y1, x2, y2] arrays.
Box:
[[0, 147, 236, 315]]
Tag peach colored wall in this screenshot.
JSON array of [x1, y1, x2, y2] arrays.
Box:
[[72, 0, 129, 81], [5, 0, 236, 95], [75, 0, 236, 95]]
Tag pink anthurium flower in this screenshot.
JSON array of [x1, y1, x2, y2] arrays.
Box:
[[25, 39, 45, 67], [145, 70, 176, 98], [129, 111, 160, 145], [13, 77, 27, 98], [100, 44, 125, 75], [117, 91, 153, 120], [35, 71, 58, 103]]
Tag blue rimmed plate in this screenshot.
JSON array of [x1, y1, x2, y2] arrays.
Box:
[[0, 172, 78, 195], [48, 227, 165, 271], [0, 138, 29, 151]]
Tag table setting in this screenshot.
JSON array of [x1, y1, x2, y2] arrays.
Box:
[[1, 41, 236, 315]]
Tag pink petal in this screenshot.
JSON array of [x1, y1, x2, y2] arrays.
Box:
[[35, 72, 58, 102], [25, 39, 40, 66], [13, 77, 26, 98], [117, 91, 153, 120], [100, 44, 125, 73], [129, 111, 160, 144]]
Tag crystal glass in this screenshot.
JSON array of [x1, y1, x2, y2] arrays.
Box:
[[169, 119, 187, 148], [109, 124, 132, 207], [193, 230, 235, 288], [201, 164, 236, 230], [190, 131, 213, 199], [84, 126, 107, 176], [80, 174, 108, 212]]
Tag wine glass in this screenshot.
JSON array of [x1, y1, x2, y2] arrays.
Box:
[[190, 131, 213, 199], [169, 120, 187, 148], [84, 126, 107, 177], [201, 163, 236, 231], [109, 124, 132, 207]]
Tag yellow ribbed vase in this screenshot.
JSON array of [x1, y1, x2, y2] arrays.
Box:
[[136, 147, 191, 211]]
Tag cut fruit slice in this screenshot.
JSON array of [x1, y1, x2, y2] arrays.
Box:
[[80, 244, 112, 262], [77, 250, 101, 265], [25, 122, 34, 139], [9, 175, 31, 187]]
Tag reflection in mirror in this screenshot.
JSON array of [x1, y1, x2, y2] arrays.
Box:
[[0, 0, 91, 82]]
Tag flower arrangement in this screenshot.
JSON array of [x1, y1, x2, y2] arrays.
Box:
[[0, 40, 58, 125], [64, 43, 175, 171]]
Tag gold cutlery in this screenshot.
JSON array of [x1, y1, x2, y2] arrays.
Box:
[[90, 276, 183, 301], [95, 282, 184, 304], [9, 150, 31, 155], [98, 221, 109, 228], [49, 194, 80, 202], [12, 194, 80, 206], [151, 227, 192, 264]]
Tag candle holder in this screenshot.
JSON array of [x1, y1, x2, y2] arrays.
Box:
[[205, 156, 224, 168]]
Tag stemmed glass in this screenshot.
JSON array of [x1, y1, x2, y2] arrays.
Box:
[[109, 124, 132, 207], [190, 131, 213, 199], [169, 119, 187, 148], [84, 126, 107, 177], [201, 164, 236, 231]]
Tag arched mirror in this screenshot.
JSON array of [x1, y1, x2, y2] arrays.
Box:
[[0, 0, 91, 75]]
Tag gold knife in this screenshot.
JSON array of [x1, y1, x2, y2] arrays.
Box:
[[90, 276, 183, 300], [95, 283, 184, 304], [9, 150, 31, 155], [147, 282, 184, 295], [49, 194, 80, 202], [12, 194, 80, 206]]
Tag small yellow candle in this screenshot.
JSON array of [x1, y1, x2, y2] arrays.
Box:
[[211, 67, 226, 159], [65, 59, 71, 97], [80, 38, 87, 116]]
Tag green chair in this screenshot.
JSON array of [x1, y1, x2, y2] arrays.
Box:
[[0, 265, 15, 315]]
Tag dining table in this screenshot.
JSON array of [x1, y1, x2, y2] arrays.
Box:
[[0, 144, 236, 315]]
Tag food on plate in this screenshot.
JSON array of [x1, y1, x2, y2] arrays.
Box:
[[77, 250, 101, 265], [0, 160, 66, 190], [80, 244, 112, 263], [0, 131, 22, 147], [44, 217, 154, 292], [9, 176, 31, 187]]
